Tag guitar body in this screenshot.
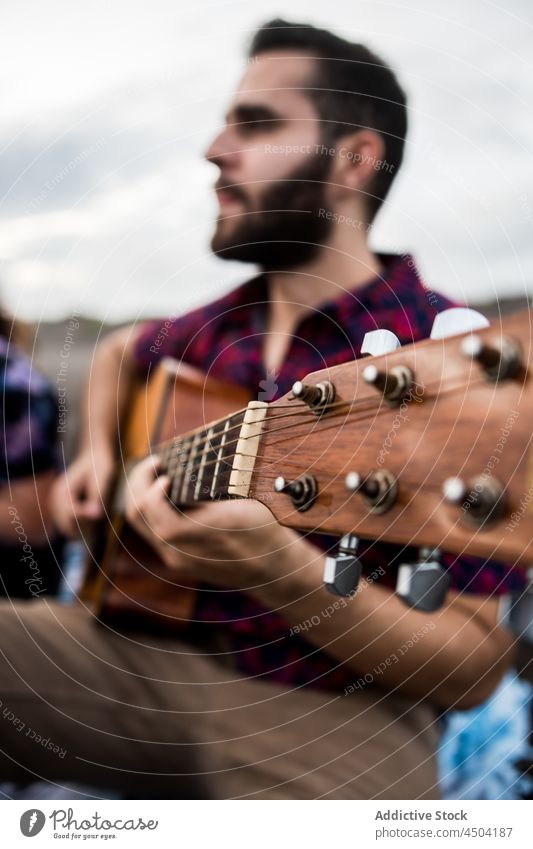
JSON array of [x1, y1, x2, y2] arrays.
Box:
[[81, 358, 251, 633]]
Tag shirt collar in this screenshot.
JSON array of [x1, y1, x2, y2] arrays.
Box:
[[225, 253, 426, 330]]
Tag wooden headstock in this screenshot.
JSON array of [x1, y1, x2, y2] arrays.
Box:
[[252, 309, 533, 566]]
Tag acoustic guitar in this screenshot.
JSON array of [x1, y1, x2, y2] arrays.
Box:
[[81, 308, 533, 631]]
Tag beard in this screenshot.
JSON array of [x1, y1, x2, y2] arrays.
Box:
[[210, 153, 334, 271]]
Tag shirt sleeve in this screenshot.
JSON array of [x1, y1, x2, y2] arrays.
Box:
[[132, 318, 184, 375], [442, 552, 526, 595]]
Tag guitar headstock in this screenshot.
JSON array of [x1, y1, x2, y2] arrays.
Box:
[[252, 309, 533, 567]]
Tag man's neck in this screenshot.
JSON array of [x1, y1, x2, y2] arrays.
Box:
[[267, 245, 382, 317], [261, 229, 383, 375]]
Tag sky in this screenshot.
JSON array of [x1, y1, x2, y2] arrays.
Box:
[[1, 0, 532, 323]]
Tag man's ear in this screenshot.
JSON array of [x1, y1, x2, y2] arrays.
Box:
[[329, 130, 386, 198]]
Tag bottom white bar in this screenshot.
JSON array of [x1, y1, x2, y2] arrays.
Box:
[[1, 799, 529, 847]]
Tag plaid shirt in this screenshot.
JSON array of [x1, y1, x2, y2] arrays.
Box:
[[134, 254, 524, 689], [1, 336, 57, 482]]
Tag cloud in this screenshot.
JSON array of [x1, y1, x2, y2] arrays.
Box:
[[1, 0, 532, 320]]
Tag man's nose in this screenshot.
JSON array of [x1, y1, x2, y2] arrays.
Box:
[[204, 126, 240, 168]]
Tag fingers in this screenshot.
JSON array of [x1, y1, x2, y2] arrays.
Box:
[[124, 456, 169, 530], [79, 471, 106, 519], [51, 452, 114, 537], [124, 460, 195, 573]]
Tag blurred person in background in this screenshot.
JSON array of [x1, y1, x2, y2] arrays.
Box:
[[0, 309, 61, 598]]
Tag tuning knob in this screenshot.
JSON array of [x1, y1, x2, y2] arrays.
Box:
[[430, 307, 490, 340], [499, 569, 533, 645], [361, 328, 401, 356], [345, 469, 398, 514], [396, 548, 450, 611], [460, 334, 522, 381], [274, 474, 317, 512], [323, 534, 363, 597], [443, 475, 506, 525], [291, 379, 336, 414], [363, 363, 414, 404], [442, 476, 467, 504]]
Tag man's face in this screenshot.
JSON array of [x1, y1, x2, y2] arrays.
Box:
[[205, 51, 334, 269]]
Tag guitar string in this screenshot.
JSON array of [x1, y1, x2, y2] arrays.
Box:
[[146, 378, 476, 500], [155, 402, 419, 495], [229, 377, 477, 454], [154, 393, 378, 456], [156, 399, 381, 476], [154, 371, 432, 453], [156, 391, 401, 464], [154, 371, 463, 464], [157, 375, 457, 472]]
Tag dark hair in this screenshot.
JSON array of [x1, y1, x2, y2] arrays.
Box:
[[249, 19, 408, 221], [0, 310, 13, 339], [0, 306, 25, 347]]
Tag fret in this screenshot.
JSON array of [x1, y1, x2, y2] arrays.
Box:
[[228, 402, 268, 498], [193, 419, 226, 503], [189, 429, 208, 499], [193, 426, 213, 500], [157, 408, 249, 508], [170, 437, 190, 505], [213, 412, 248, 497], [161, 438, 178, 477], [180, 431, 201, 503], [165, 439, 178, 484], [211, 418, 230, 499], [158, 441, 170, 474]]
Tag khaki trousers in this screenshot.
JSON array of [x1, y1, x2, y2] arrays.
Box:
[[0, 599, 440, 799]]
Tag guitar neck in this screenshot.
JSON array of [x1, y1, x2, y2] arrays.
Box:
[[125, 308, 533, 568], [156, 407, 251, 506]]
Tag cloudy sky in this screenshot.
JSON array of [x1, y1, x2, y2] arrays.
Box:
[[1, 0, 532, 323]]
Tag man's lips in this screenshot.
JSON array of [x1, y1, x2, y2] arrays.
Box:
[[217, 190, 240, 206], [215, 185, 246, 210]]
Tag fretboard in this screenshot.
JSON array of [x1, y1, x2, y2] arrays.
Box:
[[158, 410, 248, 507]]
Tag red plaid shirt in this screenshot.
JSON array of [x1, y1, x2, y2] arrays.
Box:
[[134, 254, 523, 689]]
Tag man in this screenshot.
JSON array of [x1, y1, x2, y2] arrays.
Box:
[[0, 20, 520, 800]]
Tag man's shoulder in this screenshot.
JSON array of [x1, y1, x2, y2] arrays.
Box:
[[133, 276, 263, 370], [169, 275, 263, 336], [340, 253, 460, 348]]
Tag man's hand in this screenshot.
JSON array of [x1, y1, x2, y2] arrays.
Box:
[[124, 460, 516, 711], [51, 447, 115, 538], [124, 455, 300, 590], [51, 324, 141, 539]]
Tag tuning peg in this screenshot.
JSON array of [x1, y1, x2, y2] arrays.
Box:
[[361, 329, 401, 357], [441, 476, 467, 504], [396, 548, 450, 611], [443, 475, 506, 526], [290, 379, 336, 414], [274, 474, 318, 512], [363, 363, 414, 404], [345, 469, 398, 514], [499, 569, 533, 645], [430, 307, 490, 340], [460, 334, 522, 381], [345, 471, 379, 498], [323, 534, 363, 597]]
